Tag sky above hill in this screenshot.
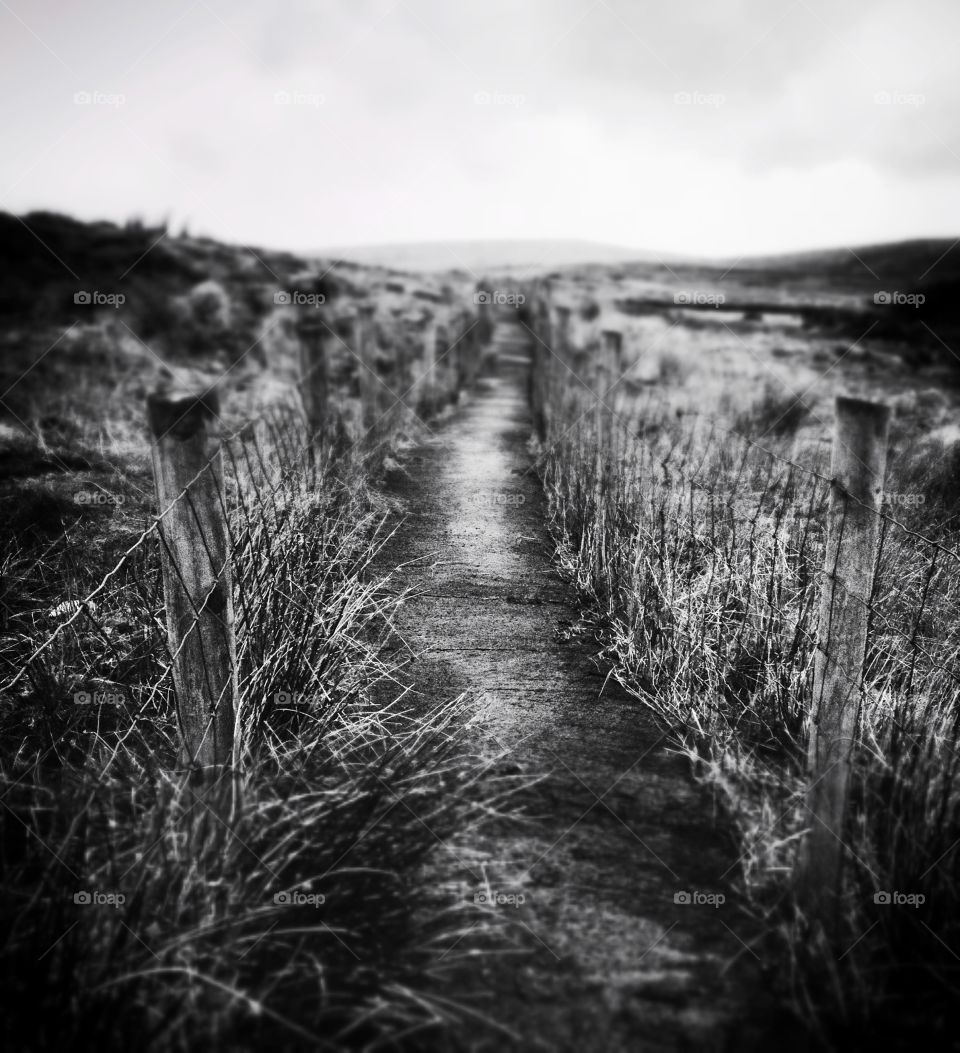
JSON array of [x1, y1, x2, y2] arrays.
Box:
[[1, 0, 957, 258]]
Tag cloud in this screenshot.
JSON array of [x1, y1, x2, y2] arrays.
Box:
[[0, 0, 957, 255]]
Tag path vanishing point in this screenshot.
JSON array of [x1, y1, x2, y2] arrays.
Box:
[[378, 314, 789, 1053]]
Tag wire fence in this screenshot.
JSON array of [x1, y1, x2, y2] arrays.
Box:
[[1, 299, 489, 772], [527, 292, 960, 948]]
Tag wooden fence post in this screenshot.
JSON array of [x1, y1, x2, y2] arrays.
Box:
[[539, 296, 553, 349], [475, 289, 494, 347], [601, 329, 623, 380], [531, 294, 553, 440], [799, 395, 890, 930], [529, 335, 546, 441], [452, 312, 468, 390], [592, 347, 606, 450], [147, 388, 237, 770], [469, 304, 485, 384], [437, 323, 458, 404], [553, 305, 571, 362], [297, 316, 329, 439], [462, 318, 478, 387], [599, 329, 623, 436], [394, 327, 414, 423], [458, 310, 474, 392], [420, 320, 438, 415], [354, 304, 378, 428], [552, 305, 573, 422]]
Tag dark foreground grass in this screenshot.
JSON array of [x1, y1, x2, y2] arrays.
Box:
[[0, 441, 510, 1051]]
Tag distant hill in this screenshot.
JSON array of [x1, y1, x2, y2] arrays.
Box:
[[590, 235, 960, 305], [714, 238, 960, 286], [320, 239, 666, 274], [585, 235, 960, 358]]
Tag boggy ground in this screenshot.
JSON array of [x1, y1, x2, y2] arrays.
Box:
[[375, 316, 799, 1052]]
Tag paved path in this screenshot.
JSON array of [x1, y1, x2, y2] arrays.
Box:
[[377, 317, 782, 1052]]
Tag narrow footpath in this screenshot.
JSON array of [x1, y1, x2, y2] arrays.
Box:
[[377, 316, 787, 1052]]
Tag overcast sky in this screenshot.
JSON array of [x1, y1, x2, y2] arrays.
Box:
[[1, 0, 957, 257]]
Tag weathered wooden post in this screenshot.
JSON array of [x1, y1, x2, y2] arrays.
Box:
[[420, 319, 438, 415], [552, 305, 571, 362], [533, 286, 551, 350], [799, 395, 890, 931], [457, 309, 474, 392], [475, 286, 494, 349], [436, 323, 459, 404], [530, 292, 554, 440], [592, 348, 606, 455], [601, 329, 623, 379], [296, 315, 329, 439], [394, 327, 413, 421], [529, 334, 546, 441], [466, 307, 483, 385], [453, 313, 470, 391], [461, 320, 472, 389], [552, 304, 573, 421], [599, 329, 623, 434], [147, 388, 237, 770], [354, 304, 379, 428]]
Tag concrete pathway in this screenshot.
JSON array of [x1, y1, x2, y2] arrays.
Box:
[[377, 317, 783, 1052]]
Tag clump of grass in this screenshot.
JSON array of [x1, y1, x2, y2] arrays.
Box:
[[536, 378, 960, 1047], [0, 432, 507, 1051], [0, 694, 497, 1051]]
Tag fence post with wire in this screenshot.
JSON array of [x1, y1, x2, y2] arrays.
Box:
[[353, 303, 379, 429], [799, 395, 891, 929], [522, 306, 960, 957], [461, 306, 482, 388], [596, 328, 623, 444], [4, 286, 501, 781], [296, 315, 329, 440], [528, 287, 552, 440], [553, 304, 571, 364], [147, 386, 237, 770], [418, 319, 439, 416]]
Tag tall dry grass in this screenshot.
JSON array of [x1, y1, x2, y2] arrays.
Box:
[[0, 418, 508, 1051], [536, 373, 960, 1047]]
